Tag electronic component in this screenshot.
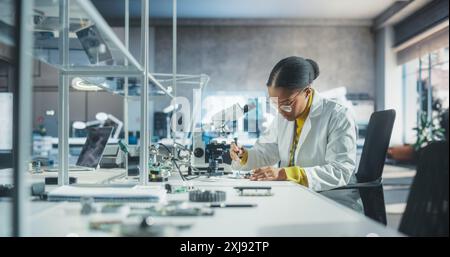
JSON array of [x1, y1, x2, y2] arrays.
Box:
[[165, 184, 192, 194], [192, 132, 206, 168], [234, 186, 273, 196], [134, 201, 214, 217], [149, 174, 168, 182], [243, 172, 252, 179], [100, 144, 119, 168], [0, 182, 45, 198], [31, 182, 46, 198], [101, 203, 130, 214], [89, 204, 131, 232], [165, 183, 172, 193], [228, 171, 252, 179], [31, 160, 42, 173], [189, 190, 226, 202], [120, 216, 189, 237], [0, 184, 13, 197], [147, 144, 172, 182], [45, 176, 77, 185], [80, 197, 97, 215]]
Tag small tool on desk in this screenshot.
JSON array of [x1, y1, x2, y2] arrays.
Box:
[[234, 186, 273, 196], [189, 190, 226, 202], [120, 216, 189, 237], [233, 137, 245, 160], [208, 203, 257, 208], [233, 137, 245, 177], [165, 183, 192, 194]]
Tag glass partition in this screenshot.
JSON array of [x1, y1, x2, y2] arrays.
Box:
[[33, 0, 142, 73], [27, 0, 196, 186], [0, 0, 15, 237]]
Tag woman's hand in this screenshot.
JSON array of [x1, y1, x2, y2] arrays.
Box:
[[250, 166, 287, 181], [230, 142, 246, 162]]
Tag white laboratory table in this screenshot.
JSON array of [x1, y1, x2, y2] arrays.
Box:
[[0, 168, 127, 185], [1, 168, 402, 237], [0, 168, 127, 236], [37, 173, 403, 236]]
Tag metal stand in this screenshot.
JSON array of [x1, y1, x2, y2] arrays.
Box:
[[12, 0, 33, 237]]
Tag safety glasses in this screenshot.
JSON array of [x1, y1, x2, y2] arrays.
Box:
[[268, 87, 309, 113]]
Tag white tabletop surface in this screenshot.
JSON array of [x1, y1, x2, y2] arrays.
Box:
[[1, 169, 403, 237]]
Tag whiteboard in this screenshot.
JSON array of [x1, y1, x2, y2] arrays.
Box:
[[0, 93, 13, 150]]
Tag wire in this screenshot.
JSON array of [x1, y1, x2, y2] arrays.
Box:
[[159, 142, 201, 181], [184, 174, 199, 181], [172, 159, 186, 181], [189, 165, 204, 176], [172, 158, 202, 181], [158, 142, 172, 154]]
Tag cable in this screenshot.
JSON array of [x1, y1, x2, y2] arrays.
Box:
[[172, 157, 202, 181], [158, 142, 172, 154], [184, 174, 199, 181], [187, 166, 204, 178], [172, 159, 186, 181], [158, 142, 201, 181]]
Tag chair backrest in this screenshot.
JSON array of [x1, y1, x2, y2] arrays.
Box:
[[356, 109, 396, 183], [399, 141, 449, 236]]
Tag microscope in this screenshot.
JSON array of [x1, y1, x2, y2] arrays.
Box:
[[192, 102, 256, 175], [204, 141, 232, 176]]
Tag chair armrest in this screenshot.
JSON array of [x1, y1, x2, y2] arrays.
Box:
[[318, 178, 383, 193]]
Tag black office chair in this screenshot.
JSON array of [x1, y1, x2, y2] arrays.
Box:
[[398, 142, 449, 236], [331, 109, 396, 190], [319, 110, 395, 224], [358, 185, 387, 225], [320, 184, 388, 225]]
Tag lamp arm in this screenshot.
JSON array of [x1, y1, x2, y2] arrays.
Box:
[[108, 114, 124, 139]]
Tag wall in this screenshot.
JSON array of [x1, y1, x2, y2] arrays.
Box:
[[154, 21, 376, 101], [31, 20, 378, 134], [375, 26, 404, 145]]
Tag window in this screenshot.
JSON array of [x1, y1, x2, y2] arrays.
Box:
[[402, 47, 449, 144]]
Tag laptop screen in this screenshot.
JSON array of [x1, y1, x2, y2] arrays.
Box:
[[76, 127, 113, 168]]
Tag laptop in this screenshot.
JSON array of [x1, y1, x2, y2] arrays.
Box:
[[45, 127, 113, 172]]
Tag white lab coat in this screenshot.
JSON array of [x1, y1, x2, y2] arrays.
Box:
[[232, 91, 357, 191]]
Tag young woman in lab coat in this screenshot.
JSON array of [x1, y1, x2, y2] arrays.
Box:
[[230, 56, 357, 191]]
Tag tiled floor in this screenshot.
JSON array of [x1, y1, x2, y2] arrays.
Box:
[[382, 164, 416, 230]]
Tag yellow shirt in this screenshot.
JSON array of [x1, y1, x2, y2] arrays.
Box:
[[240, 90, 314, 187], [284, 90, 313, 187]]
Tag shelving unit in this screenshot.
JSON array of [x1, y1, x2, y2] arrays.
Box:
[[0, 0, 208, 236], [30, 0, 210, 186]]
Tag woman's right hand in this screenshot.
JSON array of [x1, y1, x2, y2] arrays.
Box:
[[230, 142, 245, 162]]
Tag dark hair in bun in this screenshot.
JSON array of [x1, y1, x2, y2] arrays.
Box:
[[267, 56, 320, 89]]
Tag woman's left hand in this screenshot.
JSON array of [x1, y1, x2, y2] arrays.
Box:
[[250, 166, 287, 181]]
